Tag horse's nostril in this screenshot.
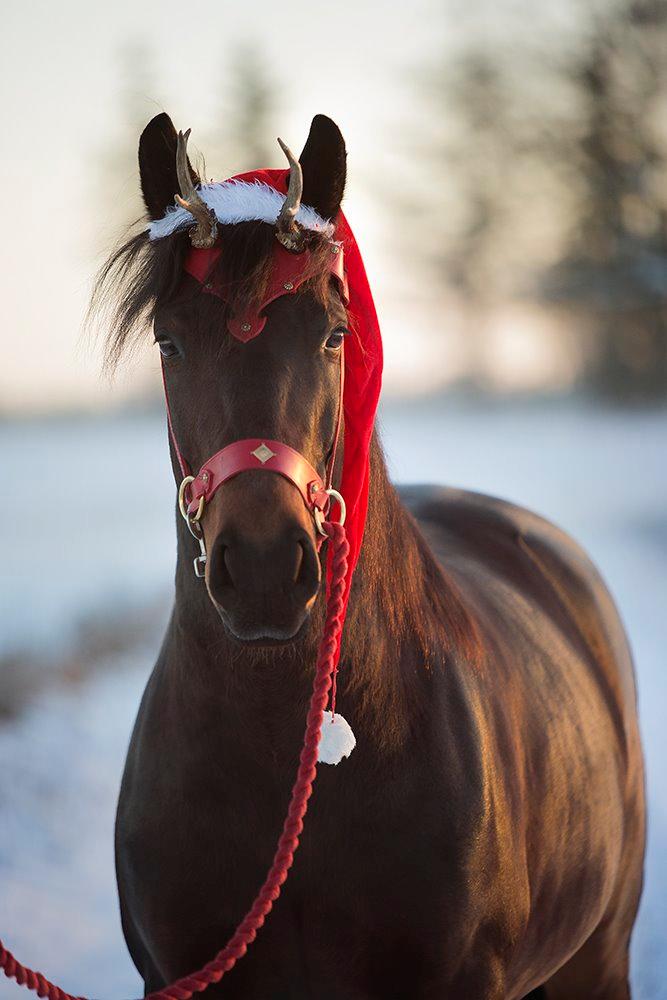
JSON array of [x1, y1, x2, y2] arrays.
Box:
[[220, 546, 235, 590], [293, 540, 305, 584], [294, 537, 320, 597]]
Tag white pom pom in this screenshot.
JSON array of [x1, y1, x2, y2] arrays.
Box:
[[318, 713, 356, 765]]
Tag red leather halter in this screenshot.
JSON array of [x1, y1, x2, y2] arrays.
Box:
[[167, 239, 348, 576], [183, 439, 332, 518]]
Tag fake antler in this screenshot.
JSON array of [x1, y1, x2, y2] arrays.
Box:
[[175, 129, 218, 249], [275, 137, 305, 252]]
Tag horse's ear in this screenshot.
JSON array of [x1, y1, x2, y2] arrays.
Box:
[[299, 115, 347, 222], [138, 112, 200, 221]]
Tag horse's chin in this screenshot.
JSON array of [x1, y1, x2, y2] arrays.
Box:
[[212, 602, 312, 647]]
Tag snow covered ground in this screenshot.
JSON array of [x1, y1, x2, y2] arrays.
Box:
[[0, 399, 665, 999]]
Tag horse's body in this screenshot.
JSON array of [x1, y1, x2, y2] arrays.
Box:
[[116, 458, 644, 999], [104, 112, 644, 998]]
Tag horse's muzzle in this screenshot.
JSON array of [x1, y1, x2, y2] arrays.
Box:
[[206, 516, 321, 644]]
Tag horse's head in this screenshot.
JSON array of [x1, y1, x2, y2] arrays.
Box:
[[104, 114, 349, 645]]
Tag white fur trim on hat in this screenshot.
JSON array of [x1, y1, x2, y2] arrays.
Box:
[[148, 179, 334, 241]]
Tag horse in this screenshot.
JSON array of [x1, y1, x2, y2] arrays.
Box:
[[96, 112, 645, 999]]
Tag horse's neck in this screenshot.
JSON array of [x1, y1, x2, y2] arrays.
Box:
[[169, 432, 441, 745]]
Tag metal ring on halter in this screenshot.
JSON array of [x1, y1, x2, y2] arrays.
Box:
[[178, 475, 205, 532], [314, 488, 346, 538]]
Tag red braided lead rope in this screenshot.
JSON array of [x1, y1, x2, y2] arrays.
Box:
[[1, 521, 349, 1000]]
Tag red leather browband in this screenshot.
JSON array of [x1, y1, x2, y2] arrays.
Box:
[[184, 241, 349, 342], [184, 438, 330, 518]]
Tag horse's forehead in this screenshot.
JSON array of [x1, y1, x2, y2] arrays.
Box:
[[183, 240, 347, 344]]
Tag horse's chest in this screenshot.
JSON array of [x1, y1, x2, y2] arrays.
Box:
[[123, 749, 448, 911], [117, 731, 474, 990]]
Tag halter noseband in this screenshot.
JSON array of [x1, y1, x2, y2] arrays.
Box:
[[166, 240, 348, 577]]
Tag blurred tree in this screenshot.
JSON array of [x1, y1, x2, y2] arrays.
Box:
[[95, 41, 162, 237], [408, 0, 667, 401], [540, 0, 667, 402], [205, 43, 280, 176], [434, 53, 513, 309], [407, 48, 523, 382]]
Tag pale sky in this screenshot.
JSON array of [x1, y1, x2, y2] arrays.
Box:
[[0, 0, 580, 412]]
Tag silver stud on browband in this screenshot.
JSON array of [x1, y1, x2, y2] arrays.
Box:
[[251, 443, 277, 464]]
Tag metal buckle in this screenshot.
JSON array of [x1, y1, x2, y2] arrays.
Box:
[[193, 546, 207, 578], [178, 475, 208, 577], [178, 475, 205, 524], [314, 488, 346, 538]]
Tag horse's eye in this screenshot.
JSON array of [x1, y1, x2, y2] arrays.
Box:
[[155, 336, 181, 359], [324, 328, 347, 352]]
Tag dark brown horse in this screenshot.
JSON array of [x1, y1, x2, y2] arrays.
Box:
[[98, 113, 645, 999]]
